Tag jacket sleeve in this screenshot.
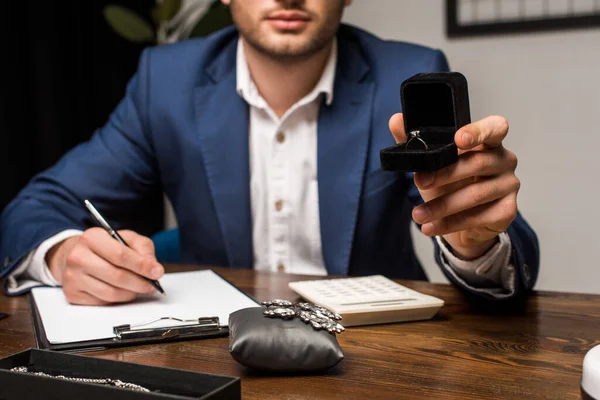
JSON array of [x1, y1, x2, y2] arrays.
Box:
[[0, 49, 162, 283]]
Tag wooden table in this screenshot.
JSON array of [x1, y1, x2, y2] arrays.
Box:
[[1, 265, 598, 399]]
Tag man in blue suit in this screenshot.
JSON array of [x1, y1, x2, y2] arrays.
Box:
[[0, 0, 538, 305]]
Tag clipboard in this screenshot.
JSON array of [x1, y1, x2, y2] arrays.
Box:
[[28, 270, 259, 352], [28, 296, 231, 352]]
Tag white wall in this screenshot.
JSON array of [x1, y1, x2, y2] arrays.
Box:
[[343, 0, 600, 294]]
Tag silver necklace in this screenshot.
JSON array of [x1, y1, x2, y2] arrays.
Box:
[[10, 366, 150, 392]]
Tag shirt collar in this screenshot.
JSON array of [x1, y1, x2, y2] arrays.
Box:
[[236, 37, 337, 108]]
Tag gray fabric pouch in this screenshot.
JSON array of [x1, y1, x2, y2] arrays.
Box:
[[228, 307, 344, 373]]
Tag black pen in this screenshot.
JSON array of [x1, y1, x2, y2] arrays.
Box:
[[84, 199, 166, 295]]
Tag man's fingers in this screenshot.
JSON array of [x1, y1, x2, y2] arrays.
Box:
[[119, 230, 157, 259], [418, 177, 474, 204], [388, 113, 406, 144], [61, 264, 134, 305], [63, 290, 110, 306], [420, 194, 518, 238], [456, 115, 509, 150], [412, 173, 520, 225], [79, 228, 164, 280], [414, 147, 517, 191], [78, 274, 138, 304], [76, 250, 156, 294]]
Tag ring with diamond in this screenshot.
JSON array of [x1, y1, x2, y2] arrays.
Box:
[[406, 130, 428, 150]]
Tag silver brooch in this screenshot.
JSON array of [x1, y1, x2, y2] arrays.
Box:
[[261, 299, 345, 334]]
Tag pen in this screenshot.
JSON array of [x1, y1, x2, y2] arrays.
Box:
[[84, 199, 166, 296]]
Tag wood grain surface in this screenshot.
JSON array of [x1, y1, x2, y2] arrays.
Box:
[[0, 265, 597, 399]]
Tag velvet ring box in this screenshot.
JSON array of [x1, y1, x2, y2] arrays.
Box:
[[380, 72, 471, 172]]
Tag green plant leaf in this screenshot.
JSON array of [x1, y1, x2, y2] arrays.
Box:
[[152, 0, 182, 23], [104, 5, 155, 43], [189, 1, 233, 37]]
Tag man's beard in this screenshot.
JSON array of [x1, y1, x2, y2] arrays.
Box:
[[243, 31, 333, 62]]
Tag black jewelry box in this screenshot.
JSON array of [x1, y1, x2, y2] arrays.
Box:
[[380, 72, 471, 172], [0, 348, 240, 400]]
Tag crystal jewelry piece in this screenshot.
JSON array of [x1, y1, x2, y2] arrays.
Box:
[[406, 130, 428, 150], [9, 366, 151, 392], [262, 299, 345, 334]]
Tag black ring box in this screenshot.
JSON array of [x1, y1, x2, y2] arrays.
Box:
[[0, 348, 240, 399], [380, 72, 471, 172]]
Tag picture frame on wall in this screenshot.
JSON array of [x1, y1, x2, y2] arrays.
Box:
[[446, 0, 600, 38]]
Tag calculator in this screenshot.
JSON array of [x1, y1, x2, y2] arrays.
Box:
[[288, 275, 444, 327]]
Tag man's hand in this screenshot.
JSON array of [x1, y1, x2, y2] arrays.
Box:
[[46, 228, 165, 305], [389, 113, 520, 260]]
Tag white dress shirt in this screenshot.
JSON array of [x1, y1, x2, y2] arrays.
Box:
[[5, 38, 515, 296]]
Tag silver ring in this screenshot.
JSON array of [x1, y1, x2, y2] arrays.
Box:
[[406, 130, 428, 150]]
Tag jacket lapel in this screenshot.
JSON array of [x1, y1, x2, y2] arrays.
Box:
[[192, 29, 375, 274], [318, 37, 375, 275], [194, 37, 253, 268]]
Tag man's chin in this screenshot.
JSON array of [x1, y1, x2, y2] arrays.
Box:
[[253, 38, 317, 59]]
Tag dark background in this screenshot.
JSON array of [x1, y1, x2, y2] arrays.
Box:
[[1, 0, 163, 232]]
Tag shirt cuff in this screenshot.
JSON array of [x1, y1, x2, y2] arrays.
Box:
[[436, 232, 516, 297], [4, 230, 83, 295]]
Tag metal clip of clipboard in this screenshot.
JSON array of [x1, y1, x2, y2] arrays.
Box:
[[113, 316, 222, 340]]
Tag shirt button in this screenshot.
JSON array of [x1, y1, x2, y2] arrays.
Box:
[[275, 199, 283, 211], [276, 131, 285, 143], [3, 256, 12, 267], [277, 263, 285, 272]]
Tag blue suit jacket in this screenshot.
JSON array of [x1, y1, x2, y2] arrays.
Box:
[[0, 25, 539, 299]]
